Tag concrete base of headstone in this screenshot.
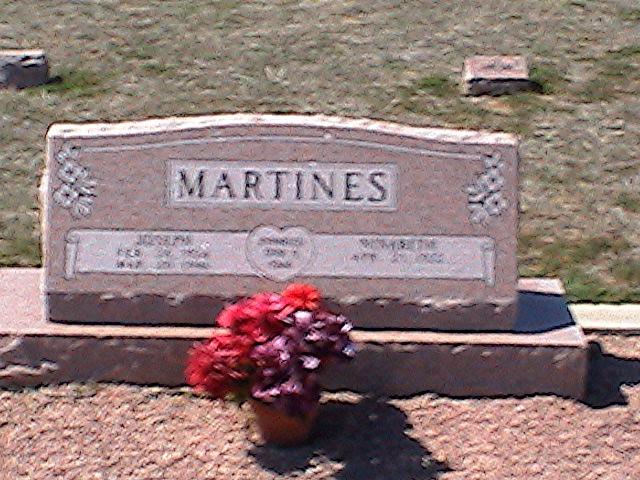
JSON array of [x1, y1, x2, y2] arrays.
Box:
[[0, 269, 587, 399], [0, 50, 49, 89], [47, 293, 519, 332]]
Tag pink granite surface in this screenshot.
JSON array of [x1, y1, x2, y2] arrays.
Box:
[[463, 55, 529, 82], [42, 115, 519, 329], [0, 269, 587, 397]]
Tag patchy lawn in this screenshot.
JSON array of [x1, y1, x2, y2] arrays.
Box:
[[0, 0, 639, 301]]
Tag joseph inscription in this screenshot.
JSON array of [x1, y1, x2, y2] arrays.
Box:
[[64, 228, 495, 284], [43, 114, 519, 330]]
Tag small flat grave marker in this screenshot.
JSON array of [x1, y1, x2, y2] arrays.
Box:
[[463, 55, 540, 96], [0, 50, 49, 89]]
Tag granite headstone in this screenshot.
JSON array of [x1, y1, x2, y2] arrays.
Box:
[[42, 115, 518, 330]]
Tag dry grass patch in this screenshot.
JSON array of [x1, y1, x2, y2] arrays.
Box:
[[0, 0, 639, 301]]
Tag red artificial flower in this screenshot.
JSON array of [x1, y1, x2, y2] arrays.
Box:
[[282, 283, 321, 311], [184, 283, 356, 414], [185, 334, 253, 398], [216, 303, 246, 330], [216, 293, 289, 342]]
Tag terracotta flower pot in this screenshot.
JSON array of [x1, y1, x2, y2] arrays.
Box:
[[250, 400, 318, 446]]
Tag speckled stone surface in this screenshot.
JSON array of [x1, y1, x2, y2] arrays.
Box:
[[43, 114, 519, 330], [0, 269, 587, 397]]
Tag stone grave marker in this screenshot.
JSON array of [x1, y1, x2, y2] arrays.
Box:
[[0, 114, 587, 398], [43, 114, 518, 330], [0, 50, 49, 89], [463, 55, 540, 96]]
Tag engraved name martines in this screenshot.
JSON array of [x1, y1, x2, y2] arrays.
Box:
[[168, 161, 398, 210], [64, 227, 496, 285], [53, 145, 508, 223]]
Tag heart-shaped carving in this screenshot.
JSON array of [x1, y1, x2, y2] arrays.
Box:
[[245, 226, 315, 281]]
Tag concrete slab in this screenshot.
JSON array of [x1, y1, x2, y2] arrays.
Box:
[[571, 304, 640, 334], [0, 269, 587, 398]]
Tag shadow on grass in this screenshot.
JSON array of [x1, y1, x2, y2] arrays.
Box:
[[250, 397, 450, 480], [584, 341, 640, 408]]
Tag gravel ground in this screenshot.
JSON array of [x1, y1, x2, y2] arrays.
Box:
[[1, 333, 639, 480]]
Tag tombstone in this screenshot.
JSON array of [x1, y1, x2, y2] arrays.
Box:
[[0, 50, 49, 89], [463, 55, 541, 96], [0, 115, 587, 397], [43, 115, 518, 331]]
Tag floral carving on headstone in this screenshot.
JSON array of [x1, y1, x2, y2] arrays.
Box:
[[466, 151, 508, 224], [52, 145, 96, 218]]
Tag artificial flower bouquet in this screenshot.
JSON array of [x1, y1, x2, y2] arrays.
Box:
[[185, 284, 356, 445]]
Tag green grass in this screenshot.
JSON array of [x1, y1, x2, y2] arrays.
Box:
[[618, 8, 640, 21], [413, 75, 457, 97], [600, 46, 640, 81], [575, 78, 615, 102], [500, 93, 551, 135], [612, 260, 640, 285], [529, 65, 565, 94], [610, 44, 640, 59], [574, 44, 640, 102], [38, 68, 105, 97], [616, 192, 640, 213], [522, 236, 630, 274], [564, 268, 623, 303], [0, 217, 40, 267], [518, 234, 639, 302]]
